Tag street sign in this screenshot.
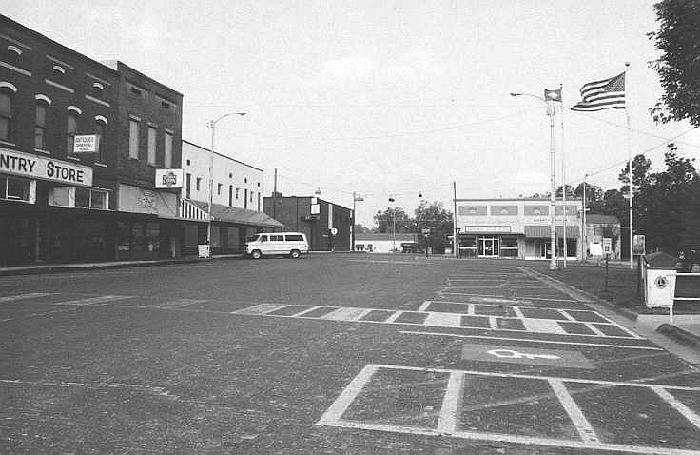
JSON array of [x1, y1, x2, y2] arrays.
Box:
[[330, 227, 338, 236], [632, 234, 646, 255], [603, 237, 613, 255]]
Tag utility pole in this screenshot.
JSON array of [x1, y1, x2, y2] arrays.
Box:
[[273, 167, 277, 218], [453, 181, 458, 258]]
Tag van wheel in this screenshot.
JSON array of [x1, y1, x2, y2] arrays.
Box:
[[251, 250, 262, 259], [290, 249, 301, 259]]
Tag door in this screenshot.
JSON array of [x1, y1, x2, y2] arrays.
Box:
[[478, 236, 499, 257]]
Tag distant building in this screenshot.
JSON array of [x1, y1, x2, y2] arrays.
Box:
[[355, 233, 418, 253], [455, 198, 583, 260], [0, 14, 183, 264], [180, 140, 282, 255], [263, 195, 352, 251]]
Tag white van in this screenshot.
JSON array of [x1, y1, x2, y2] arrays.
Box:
[[245, 232, 309, 259]]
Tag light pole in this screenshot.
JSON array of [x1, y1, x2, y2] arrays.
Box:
[[352, 192, 363, 251], [511, 91, 558, 270], [206, 112, 246, 256], [388, 195, 396, 253]]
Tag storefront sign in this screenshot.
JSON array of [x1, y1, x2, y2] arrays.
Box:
[[73, 135, 99, 153], [463, 225, 511, 232], [0, 148, 92, 187], [155, 168, 184, 188]]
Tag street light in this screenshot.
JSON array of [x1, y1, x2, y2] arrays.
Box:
[[388, 195, 396, 253], [206, 112, 246, 257], [511, 91, 557, 270], [352, 192, 364, 251]]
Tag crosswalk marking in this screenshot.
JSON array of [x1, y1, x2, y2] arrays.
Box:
[[53, 295, 133, 306], [522, 318, 568, 334], [232, 303, 642, 339], [423, 312, 461, 327], [0, 292, 55, 303], [321, 307, 372, 321], [231, 304, 286, 315]]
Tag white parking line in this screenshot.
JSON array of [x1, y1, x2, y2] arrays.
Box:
[[652, 386, 700, 430], [317, 364, 378, 425], [437, 371, 464, 434], [399, 330, 663, 350], [321, 307, 372, 321], [0, 292, 55, 303], [548, 379, 599, 443], [53, 295, 133, 306], [319, 364, 700, 455], [423, 312, 461, 327]]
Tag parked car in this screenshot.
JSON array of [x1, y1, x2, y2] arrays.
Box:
[[245, 232, 309, 259]]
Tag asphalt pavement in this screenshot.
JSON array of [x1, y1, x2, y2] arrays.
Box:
[[1, 255, 699, 454]]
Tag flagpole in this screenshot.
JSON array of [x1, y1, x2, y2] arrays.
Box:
[[560, 83, 567, 267], [625, 62, 633, 270]]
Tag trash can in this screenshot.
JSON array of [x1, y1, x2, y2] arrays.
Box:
[[198, 244, 210, 259], [643, 252, 677, 308]]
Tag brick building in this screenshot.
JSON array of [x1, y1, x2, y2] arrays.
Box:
[[0, 14, 183, 264], [263, 195, 353, 251]]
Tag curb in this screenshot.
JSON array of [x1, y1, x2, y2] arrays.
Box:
[[522, 267, 640, 321], [0, 255, 244, 277], [656, 324, 700, 348]]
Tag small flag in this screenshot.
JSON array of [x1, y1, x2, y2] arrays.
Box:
[[544, 88, 562, 102], [571, 72, 625, 111]]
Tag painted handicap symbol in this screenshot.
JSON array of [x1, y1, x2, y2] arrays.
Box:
[[487, 348, 561, 360]]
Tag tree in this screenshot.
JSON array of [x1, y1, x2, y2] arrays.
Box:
[[414, 201, 453, 252], [373, 207, 414, 234], [617, 154, 653, 195], [648, 0, 700, 126], [572, 182, 605, 212]]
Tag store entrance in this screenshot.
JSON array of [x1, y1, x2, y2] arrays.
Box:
[[536, 240, 553, 259], [477, 236, 499, 257]]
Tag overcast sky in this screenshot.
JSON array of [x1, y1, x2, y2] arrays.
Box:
[[5, 0, 698, 225]]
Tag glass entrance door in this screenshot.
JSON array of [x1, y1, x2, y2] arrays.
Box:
[[537, 240, 553, 259], [478, 236, 499, 257]]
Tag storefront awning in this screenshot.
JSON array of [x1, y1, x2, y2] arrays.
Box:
[[524, 225, 579, 238], [186, 200, 284, 229]]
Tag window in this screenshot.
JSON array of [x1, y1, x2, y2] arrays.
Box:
[[67, 113, 78, 154], [285, 234, 303, 241], [270, 235, 283, 242], [95, 119, 106, 162], [51, 65, 65, 82], [0, 175, 31, 202], [257, 192, 261, 211], [243, 188, 247, 208], [7, 46, 22, 65], [147, 126, 156, 164], [35, 103, 48, 149], [0, 91, 12, 141], [218, 183, 223, 195], [164, 131, 173, 168], [91, 82, 104, 97], [235, 187, 240, 199], [128, 118, 139, 159], [75, 188, 108, 209], [196, 177, 202, 191], [185, 173, 191, 199], [228, 185, 233, 207]]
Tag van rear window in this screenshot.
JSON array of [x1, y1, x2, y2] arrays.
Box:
[[285, 234, 303, 241]]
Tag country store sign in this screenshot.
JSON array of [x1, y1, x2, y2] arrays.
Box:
[[0, 148, 92, 187]]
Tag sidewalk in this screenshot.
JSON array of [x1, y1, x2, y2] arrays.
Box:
[[532, 263, 700, 350]]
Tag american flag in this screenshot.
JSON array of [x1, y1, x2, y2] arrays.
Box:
[[571, 72, 625, 111]]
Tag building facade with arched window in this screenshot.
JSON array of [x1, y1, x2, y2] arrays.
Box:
[[0, 14, 183, 265]]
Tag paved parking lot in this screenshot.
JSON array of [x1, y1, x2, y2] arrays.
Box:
[[1, 256, 699, 454]]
